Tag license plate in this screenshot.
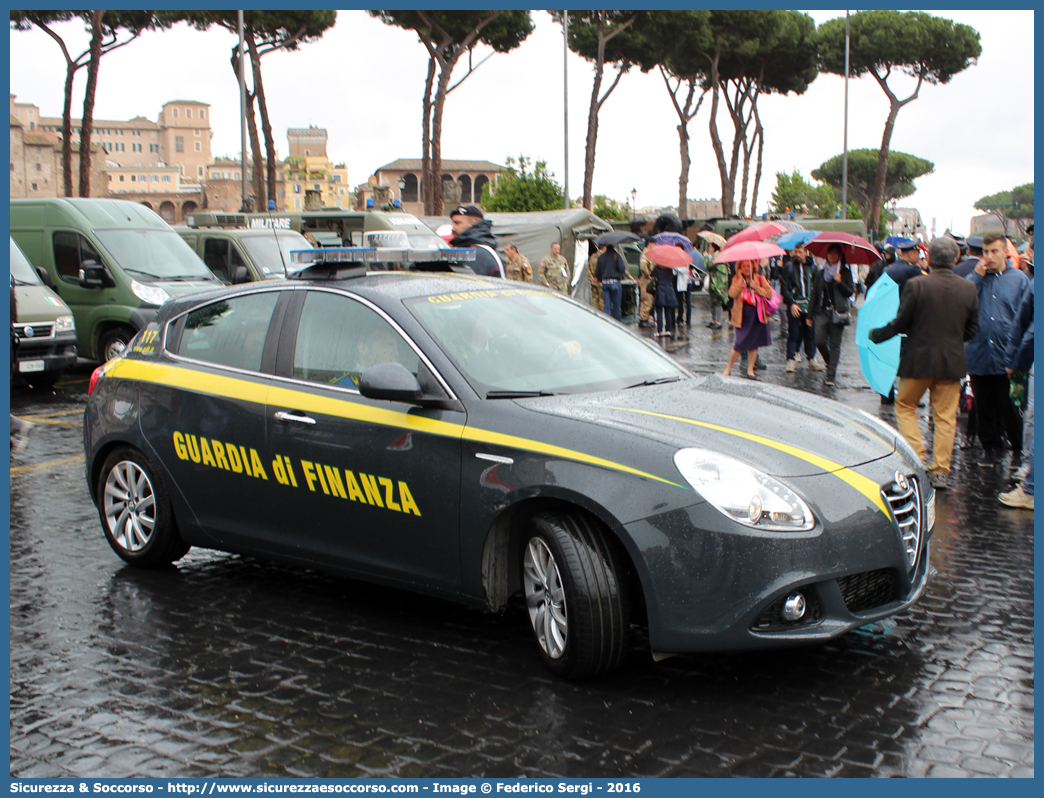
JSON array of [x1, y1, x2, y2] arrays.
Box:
[[925, 492, 936, 532], [18, 360, 45, 373]]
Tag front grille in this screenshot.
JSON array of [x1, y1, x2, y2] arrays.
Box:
[[13, 322, 55, 340], [882, 471, 922, 570], [750, 588, 823, 632], [838, 568, 898, 613]]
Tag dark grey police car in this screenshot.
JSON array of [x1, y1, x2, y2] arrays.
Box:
[[84, 247, 935, 679]]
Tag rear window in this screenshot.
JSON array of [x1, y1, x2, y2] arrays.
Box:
[[174, 292, 279, 372]]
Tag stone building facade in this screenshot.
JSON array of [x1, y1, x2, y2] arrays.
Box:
[[368, 159, 503, 215]]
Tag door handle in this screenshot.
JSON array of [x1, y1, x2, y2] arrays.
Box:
[[274, 410, 317, 425]]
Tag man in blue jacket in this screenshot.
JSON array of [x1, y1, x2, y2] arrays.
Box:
[[1000, 265, 1033, 509], [965, 232, 1032, 465]]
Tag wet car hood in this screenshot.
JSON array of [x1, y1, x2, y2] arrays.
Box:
[[514, 373, 899, 479]]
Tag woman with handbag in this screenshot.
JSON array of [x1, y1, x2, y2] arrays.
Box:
[[808, 244, 856, 387], [723, 259, 774, 379]]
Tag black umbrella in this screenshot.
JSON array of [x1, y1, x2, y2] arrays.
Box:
[[592, 231, 641, 247]]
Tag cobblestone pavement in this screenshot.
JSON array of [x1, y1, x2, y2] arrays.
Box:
[[9, 301, 1034, 778]]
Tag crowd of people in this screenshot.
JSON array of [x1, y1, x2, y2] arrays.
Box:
[[444, 204, 1034, 511]]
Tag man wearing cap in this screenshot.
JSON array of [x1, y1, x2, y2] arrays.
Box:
[[885, 240, 929, 296], [449, 205, 505, 278], [954, 235, 984, 278], [865, 244, 897, 291], [868, 238, 979, 489], [539, 242, 571, 293], [965, 232, 1032, 465], [502, 242, 532, 282], [779, 243, 822, 372]]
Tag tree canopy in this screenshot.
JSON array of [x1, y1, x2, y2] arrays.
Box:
[[818, 11, 980, 230], [592, 195, 630, 222], [481, 156, 565, 213], [975, 183, 1034, 237], [812, 149, 934, 228], [769, 170, 837, 219]]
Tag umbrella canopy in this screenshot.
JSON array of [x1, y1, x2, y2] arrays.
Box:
[[652, 232, 695, 253], [697, 230, 727, 250], [855, 274, 901, 396], [885, 236, 915, 248], [644, 243, 692, 268], [727, 221, 788, 245], [774, 230, 820, 251], [806, 231, 881, 265], [714, 240, 785, 264], [593, 230, 641, 247]]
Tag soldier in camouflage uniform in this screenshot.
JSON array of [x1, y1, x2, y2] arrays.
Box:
[[587, 246, 604, 311], [638, 247, 656, 327], [503, 243, 533, 282], [540, 242, 571, 293]]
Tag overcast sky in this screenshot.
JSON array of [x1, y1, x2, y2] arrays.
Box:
[[9, 9, 1034, 234]]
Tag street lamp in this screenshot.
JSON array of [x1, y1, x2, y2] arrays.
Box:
[[397, 177, 406, 200], [631, 187, 637, 218]]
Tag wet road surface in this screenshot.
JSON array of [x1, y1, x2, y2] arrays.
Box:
[[9, 302, 1034, 778]]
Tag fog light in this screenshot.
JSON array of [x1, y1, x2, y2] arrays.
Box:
[[782, 592, 806, 622]]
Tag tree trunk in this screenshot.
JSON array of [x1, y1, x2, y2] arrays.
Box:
[[676, 122, 690, 218], [429, 54, 458, 218], [245, 93, 265, 209], [867, 68, 923, 234], [245, 33, 277, 209], [421, 55, 436, 212], [750, 105, 764, 219], [78, 10, 104, 198], [61, 63, 76, 196], [703, 53, 731, 216]]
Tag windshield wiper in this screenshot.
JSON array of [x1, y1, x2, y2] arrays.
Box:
[[162, 274, 217, 281], [624, 376, 682, 389], [486, 390, 558, 399]]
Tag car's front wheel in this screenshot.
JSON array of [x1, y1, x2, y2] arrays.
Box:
[[520, 511, 630, 678], [97, 447, 190, 567]]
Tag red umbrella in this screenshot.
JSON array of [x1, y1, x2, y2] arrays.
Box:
[[643, 243, 692, 268], [805, 231, 881, 265], [714, 240, 785, 264], [726, 221, 788, 245]]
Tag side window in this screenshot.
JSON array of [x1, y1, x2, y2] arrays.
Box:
[[229, 244, 249, 280], [202, 238, 230, 282], [293, 292, 418, 388], [53, 231, 103, 282], [175, 292, 279, 371]]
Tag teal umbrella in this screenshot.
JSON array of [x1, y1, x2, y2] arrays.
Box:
[[855, 274, 901, 396]]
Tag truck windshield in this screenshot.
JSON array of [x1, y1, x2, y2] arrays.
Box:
[[94, 229, 217, 282], [240, 231, 312, 279], [10, 237, 43, 286]]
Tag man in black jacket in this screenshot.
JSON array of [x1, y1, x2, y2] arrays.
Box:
[[449, 205, 504, 278], [779, 244, 823, 373], [869, 237, 980, 489], [865, 244, 896, 291]]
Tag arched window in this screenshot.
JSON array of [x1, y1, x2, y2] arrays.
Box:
[[401, 173, 418, 203], [458, 174, 472, 203], [159, 201, 176, 223], [474, 174, 489, 204], [181, 201, 198, 221]]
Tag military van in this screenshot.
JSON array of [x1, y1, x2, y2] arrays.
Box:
[[177, 214, 314, 283], [10, 198, 221, 362], [10, 236, 77, 388]]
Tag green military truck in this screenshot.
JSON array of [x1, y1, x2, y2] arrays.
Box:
[[177, 215, 313, 284], [10, 198, 221, 362]]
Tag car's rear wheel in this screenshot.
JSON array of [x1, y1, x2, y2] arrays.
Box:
[[520, 511, 630, 678], [98, 447, 189, 567]]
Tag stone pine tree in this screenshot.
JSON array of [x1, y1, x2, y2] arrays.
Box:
[[370, 11, 534, 216], [819, 10, 981, 231], [975, 184, 1034, 237], [552, 11, 644, 211], [186, 12, 337, 209], [10, 11, 172, 196], [812, 149, 934, 231]]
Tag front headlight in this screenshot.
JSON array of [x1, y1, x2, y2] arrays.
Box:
[[55, 314, 75, 332], [674, 448, 815, 532], [130, 279, 170, 307]]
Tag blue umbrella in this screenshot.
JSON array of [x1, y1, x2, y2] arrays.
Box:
[[774, 230, 819, 251], [885, 236, 915, 248], [652, 232, 695, 253], [855, 273, 901, 396]]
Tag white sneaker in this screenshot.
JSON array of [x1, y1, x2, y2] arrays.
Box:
[[1013, 464, 1029, 482], [785, 359, 796, 373], [999, 485, 1034, 510], [807, 358, 825, 371]]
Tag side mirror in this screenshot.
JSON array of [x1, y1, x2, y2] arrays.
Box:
[[232, 265, 250, 284], [36, 267, 54, 288], [358, 362, 423, 403], [78, 259, 107, 289]]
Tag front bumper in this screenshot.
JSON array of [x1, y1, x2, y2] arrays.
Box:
[[13, 333, 78, 374]]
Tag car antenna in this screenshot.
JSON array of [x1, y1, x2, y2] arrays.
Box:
[[269, 199, 288, 277]]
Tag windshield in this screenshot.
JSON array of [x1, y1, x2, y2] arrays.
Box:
[[10, 238, 42, 286], [405, 287, 688, 396], [240, 231, 312, 279], [94, 229, 217, 281], [408, 233, 450, 250]]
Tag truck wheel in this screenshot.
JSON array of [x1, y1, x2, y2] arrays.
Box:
[[98, 328, 133, 362], [97, 446, 190, 567], [520, 511, 630, 679]]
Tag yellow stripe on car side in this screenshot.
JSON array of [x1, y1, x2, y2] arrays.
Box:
[[104, 358, 685, 488], [611, 407, 890, 515]]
